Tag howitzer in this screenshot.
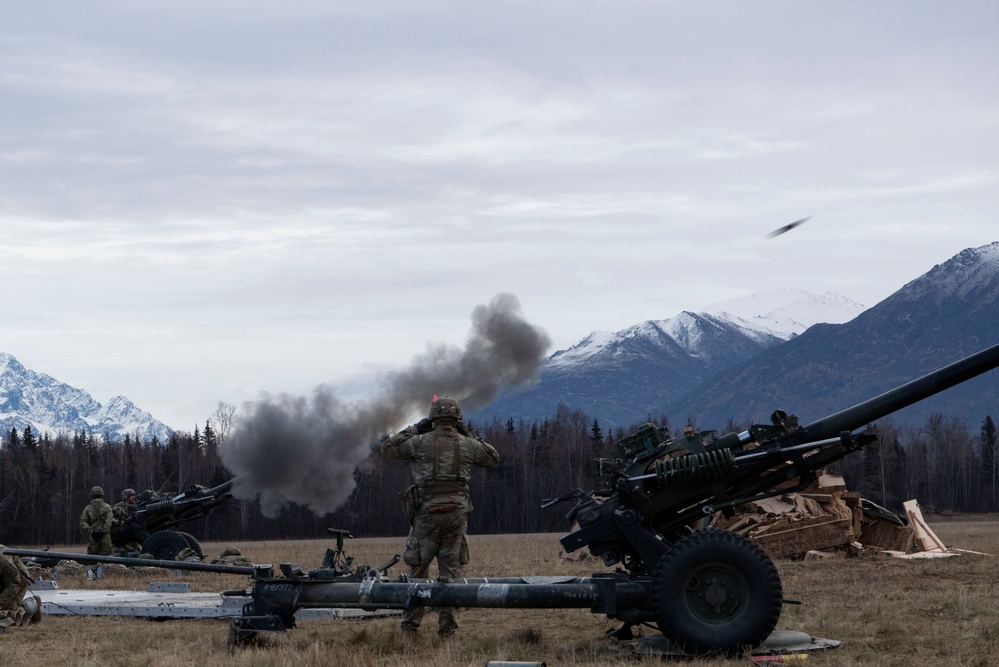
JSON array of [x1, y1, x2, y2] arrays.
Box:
[[543, 340, 999, 651], [9, 344, 999, 654], [112, 474, 247, 560], [2, 540, 646, 647]]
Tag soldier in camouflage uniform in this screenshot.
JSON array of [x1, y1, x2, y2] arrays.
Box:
[[80, 486, 114, 555], [0, 548, 29, 613], [111, 488, 143, 552], [381, 396, 499, 638], [0, 546, 40, 630], [112, 488, 136, 527]]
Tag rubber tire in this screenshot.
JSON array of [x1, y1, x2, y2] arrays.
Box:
[[651, 528, 782, 654], [142, 530, 190, 561], [176, 531, 204, 559]]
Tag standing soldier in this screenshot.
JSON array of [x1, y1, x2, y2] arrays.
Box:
[[80, 486, 114, 555], [381, 396, 499, 638]]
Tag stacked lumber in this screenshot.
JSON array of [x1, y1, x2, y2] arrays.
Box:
[[878, 500, 990, 559], [558, 472, 980, 562], [708, 472, 949, 559]]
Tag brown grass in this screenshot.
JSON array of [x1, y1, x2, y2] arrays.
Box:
[[4, 522, 999, 667]]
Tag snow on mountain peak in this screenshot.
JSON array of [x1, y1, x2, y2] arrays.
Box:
[[1, 352, 173, 442], [884, 241, 999, 305], [702, 289, 866, 339], [548, 289, 865, 369], [548, 330, 619, 366]]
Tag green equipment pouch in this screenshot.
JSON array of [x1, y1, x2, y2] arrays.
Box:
[[459, 535, 470, 565], [400, 485, 420, 521]]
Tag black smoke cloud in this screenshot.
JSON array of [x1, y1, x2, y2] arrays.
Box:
[[219, 294, 551, 517]]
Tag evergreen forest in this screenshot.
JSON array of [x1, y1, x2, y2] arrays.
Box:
[[1, 404, 997, 547]]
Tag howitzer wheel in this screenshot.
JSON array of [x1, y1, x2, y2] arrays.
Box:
[[176, 531, 204, 559], [142, 530, 190, 561], [651, 528, 782, 654]]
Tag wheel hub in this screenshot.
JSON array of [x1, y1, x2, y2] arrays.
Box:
[[687, 567, 743, 618], [702, 577, 731, 612]]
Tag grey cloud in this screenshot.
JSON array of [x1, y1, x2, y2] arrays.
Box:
[[1, 1, 997, 433]]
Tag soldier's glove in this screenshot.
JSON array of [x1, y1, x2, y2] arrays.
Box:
[[92, 530, 105, 539], [455, 421, 470, 436], [416, 418, 434, 434]]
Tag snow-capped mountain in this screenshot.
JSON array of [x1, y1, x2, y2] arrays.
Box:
[[701, 289, 867, 340], [476, 242, 999, 430], [475, 289, 865, 427], [667, 242, 999, 428], [0, 353, 173, 442], [547, 289, 864, 373]]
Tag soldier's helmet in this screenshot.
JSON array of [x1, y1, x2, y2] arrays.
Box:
[[91, 486, 104, 498], [122, 488, 136, 500], [429, 396, 462, 421]]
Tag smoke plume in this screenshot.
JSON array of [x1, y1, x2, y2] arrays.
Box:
[[219, 293, 551, 517]]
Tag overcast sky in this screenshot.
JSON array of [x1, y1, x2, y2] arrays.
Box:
[[2, 1, 997, 431]]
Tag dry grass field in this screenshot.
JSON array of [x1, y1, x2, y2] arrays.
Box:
[[3, 519, 999, 667]]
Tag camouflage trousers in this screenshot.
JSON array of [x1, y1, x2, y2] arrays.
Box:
[[0, 553, 29, 613], [87, 533, 113, 556], [401, 508, 470, 635], [0, 577, 28, 613]]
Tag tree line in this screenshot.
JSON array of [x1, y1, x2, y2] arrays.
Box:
[[1, 404, 997, 548]]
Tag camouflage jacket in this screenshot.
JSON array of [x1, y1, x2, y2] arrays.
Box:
[[112, 500, 135, 526], [0, 549, 29, 611], [80, 498, 114, 535], [381, 423, 499, 511]]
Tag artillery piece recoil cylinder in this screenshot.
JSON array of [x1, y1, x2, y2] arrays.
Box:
[[653, 448, 736, 485]]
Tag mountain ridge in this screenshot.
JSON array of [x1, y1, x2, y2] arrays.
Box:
[[5, 244, 996, 440], [666, 242, 999, 429], [474, 289, 866, 427], [474, 244, 999, 430], [0, 352, 173, 442]]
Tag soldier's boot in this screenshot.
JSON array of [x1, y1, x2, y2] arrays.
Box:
[[400, 604, 423, 635], [437, 609, 458, 638]]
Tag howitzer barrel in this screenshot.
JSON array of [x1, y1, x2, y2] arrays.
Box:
[[2, 548, 256, 576], [174, 473, 248, 502], [202, 473, 248, 497], [799, 342, 999, 441], [258, 576, 649, 613]]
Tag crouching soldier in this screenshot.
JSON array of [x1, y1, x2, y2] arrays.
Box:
[[0, 547, 41, 630]]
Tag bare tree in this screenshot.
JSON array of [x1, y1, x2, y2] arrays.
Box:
[[209, 401, 237, 443]]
